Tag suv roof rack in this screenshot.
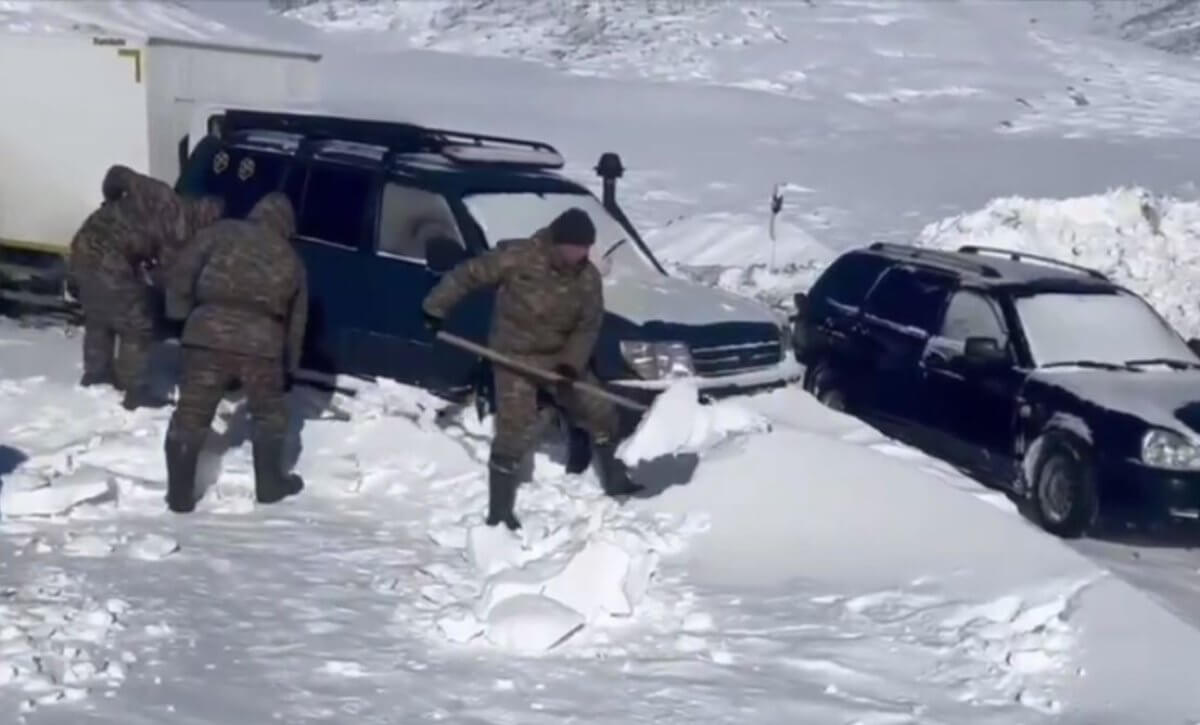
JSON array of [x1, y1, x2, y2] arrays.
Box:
[[221, 109, 565, 170], [867, 241, 1002, 278], [957, 245, 1108, 281]]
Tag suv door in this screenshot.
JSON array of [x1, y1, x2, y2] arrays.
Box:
[[921, 288, 1024, 482], [800, 251, 890, 366], [371, 181, 484, 390], [287, 161, 381, 377], [857, 264, 954, 428]]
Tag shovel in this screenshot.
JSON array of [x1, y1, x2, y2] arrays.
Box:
[[436, 331, 650, 413]]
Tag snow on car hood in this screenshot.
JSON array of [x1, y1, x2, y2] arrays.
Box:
[[601, 272, 779, 327], [1028, 367, 1200, 438]]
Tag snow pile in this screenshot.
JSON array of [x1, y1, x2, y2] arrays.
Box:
[[279, 0, 788, 83], [648, 210, 835, 310], [0, 567, 139, 715], [617, 382, 770, 466], [919, 187, 1200, 339], [411, 458, 707, 654]]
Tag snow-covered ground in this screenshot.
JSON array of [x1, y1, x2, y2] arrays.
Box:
[[3, 320, 1200, 723], [5, 0, 1200, 721]]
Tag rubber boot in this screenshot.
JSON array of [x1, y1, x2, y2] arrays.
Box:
[[593, 442, 644, 497], [252, 435, 304, 504], [79, 369, 118, 389], [486, 456, 521, 531], [565, 426, 592, 475], [164, 437, 200, 514], [121, 385, 171, 411]]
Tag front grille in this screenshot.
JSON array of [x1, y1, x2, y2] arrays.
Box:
[[690, 339, 783, 377]]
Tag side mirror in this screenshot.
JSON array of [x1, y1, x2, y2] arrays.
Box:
[[792, 292, 809, 321], [425, 236, 467, 274], [1188, 338, 1200, 357], [963, 336, 1007, 368]]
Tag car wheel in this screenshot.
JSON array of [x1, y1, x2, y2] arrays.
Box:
[[1031, 434, 1099, 538], [807, 362, 848, 412]]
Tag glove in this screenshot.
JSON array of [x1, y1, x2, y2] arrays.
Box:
[[423, 311, 443, 335], [553, 363, 578, 400]]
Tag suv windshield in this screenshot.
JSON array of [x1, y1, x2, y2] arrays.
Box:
[[461, 191, 662, 280], [1015, 290, 1197, 368]]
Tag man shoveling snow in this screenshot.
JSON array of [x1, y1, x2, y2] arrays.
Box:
[[422, 208, 644, 531]]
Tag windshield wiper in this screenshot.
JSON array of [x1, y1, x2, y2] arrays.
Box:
[[1124, 358, 1200, 370], [1041, 360, 1127, 371], [601, 238, 628, 260]]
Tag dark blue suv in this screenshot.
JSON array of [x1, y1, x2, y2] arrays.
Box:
[[176, 109, 799, 416], [792, 242, 1200, 538]]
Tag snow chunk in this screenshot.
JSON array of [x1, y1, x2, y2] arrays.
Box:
[[466, 524, 528, 577], [617, 382, 769, 465], [126, 534, 179, 561], [542, 536, 658, 622], [484, 595, 585, 654], [0, 468, 110, 518]]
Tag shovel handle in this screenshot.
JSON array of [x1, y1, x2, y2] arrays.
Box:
[[436, 331, 649, 412]]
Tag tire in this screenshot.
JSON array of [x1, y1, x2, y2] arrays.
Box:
[[1030, 434, 1099, 538], [806, 361, 848, 412]]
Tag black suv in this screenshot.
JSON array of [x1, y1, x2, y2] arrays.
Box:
[[792, 242, 1200, 538]]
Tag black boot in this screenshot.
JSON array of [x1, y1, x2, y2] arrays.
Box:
[[79, 369, 118, 389], [121, 385, 171, 411], [164, 437, 200, 513], [486, 456, 521, 531], [565, 426, 592, 475], [593, 442, 644, 497], [252, 435, 304, 504]]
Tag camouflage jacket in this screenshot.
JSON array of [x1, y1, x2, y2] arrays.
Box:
[[423, 231, 604, 372], [68, 165, 221, 286], [165, 193, 308, 371]]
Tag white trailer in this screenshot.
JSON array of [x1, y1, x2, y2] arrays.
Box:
[[0, 24, 322, 260]]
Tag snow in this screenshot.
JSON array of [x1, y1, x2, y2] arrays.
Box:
[[1015, 289, 1198, 366], [616, 381, 770, 465], [5, 0, 1200, 720], [0, 0, 310, 54]]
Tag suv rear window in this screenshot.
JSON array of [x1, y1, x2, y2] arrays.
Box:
[[810, 252, 890, 316], [203, 147, 290, 219]]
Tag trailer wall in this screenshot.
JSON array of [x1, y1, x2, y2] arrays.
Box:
[[0, 32, 150, 253], [146, 42, 321, 184]]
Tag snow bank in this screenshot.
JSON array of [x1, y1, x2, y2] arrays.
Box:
[[648, 211, 835, 310], [919, 187, 1200, 339], [617, 382, 770, 466]]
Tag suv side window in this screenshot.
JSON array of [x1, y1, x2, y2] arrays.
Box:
[[377, 183, 464, 261], [939, 290, 1009, 346], [863, 266, 952, 333], [811, 252, 890, 317], [297, 164, 373, 250]]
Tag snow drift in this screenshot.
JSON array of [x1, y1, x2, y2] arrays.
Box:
[[920, 186, 1200, 339]]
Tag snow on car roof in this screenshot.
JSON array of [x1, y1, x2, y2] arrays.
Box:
[[0, 0, 319, 59]]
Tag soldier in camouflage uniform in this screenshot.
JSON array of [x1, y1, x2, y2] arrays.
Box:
[[161, 192, 308, 513], [67, 164, 224, 410], [423, 207, 642, 531]]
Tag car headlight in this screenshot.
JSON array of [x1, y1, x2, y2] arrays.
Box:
[[619, 340, 694, 380], [1141, 428, 1200, 470]]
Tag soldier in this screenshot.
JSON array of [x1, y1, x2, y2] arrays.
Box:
[[422, 207, 643, 531], [67, 164, 224, 410], [161, 192, 308, 514]]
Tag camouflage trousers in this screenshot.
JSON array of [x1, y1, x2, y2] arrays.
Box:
[[490, 361, 618, 464], [78, 277, 156, 389], [166, 346, 288, 445]]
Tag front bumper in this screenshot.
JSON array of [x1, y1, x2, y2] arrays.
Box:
[[606, 354, 803, 406], [1103, 458, 1200, 521]]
